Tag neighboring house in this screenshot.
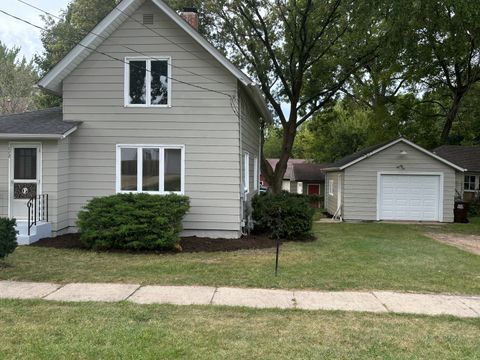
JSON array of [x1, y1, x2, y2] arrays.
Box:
[[261, 158, 308, 192], [0, 0, 272, 244], [261, 158, 327, 206], [323, 138, 465, 222], [433, 145, 480, 202]]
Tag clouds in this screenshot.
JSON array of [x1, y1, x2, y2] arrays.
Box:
[[0, 0, 67, 60]]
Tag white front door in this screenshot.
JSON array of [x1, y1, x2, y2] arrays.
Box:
[[9, 144, 41, 220], [379, 174, 440, 221]]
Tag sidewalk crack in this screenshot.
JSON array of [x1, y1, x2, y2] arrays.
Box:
[[458, 298, 480, 316], [370, 291, 390, 312], [124, 285, 142, 302], [42, 284, 65, 299], [209, 287, 218, 305]]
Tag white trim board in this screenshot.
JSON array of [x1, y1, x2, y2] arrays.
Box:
[[324, 138, 466, 172], [8, 142, 43, 219], [115, 144, 185, 195], [376, 172, 444, 222]]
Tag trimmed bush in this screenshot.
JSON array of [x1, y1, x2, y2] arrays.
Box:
[[252, 192, 315, 240], [77, 193, 190, 251], [0, 218, 17, 260]]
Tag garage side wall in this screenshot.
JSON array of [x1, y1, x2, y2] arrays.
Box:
[[343, 142, 456, 222]]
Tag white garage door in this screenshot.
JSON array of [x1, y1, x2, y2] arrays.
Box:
[[379, 175, 440, 221]]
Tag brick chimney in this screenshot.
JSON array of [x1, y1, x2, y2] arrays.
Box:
[[180, 7, 199, 31]]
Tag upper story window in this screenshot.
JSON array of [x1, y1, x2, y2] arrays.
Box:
[[464, 175, 476, 191], [125, 57, 171, 107]]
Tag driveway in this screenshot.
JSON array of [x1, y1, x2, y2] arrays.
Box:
[[426, 232, 480, 255]]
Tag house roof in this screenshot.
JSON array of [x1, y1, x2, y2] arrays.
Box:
[[323, 138, 465, 172], [292, 163, 329, 182], [37, 0, 272, 123], [0, 107, 81, 139], [266, 158, 309, 180], [433, 145, 480, 172]]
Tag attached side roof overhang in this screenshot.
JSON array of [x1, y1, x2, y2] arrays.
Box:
[[323, 138, 466, 172], [37, 0, 272, 123], [0, 128, 79, 140]]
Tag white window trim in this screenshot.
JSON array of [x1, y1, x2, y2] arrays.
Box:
[[124, 56, 172, 108], [463, 175, 477, 192], [328, 179, 334, 196], [253, 156, 258, 191], [244, 152, 250, 194], [116, 144, 185, 195]]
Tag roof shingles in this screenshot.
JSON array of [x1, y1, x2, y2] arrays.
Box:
[[0, 108, 80, 136], [433, 145, 480, 172]]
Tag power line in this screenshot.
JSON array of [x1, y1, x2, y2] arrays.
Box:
[[0, 8, 235, 100], [15, 0, 232, 88]]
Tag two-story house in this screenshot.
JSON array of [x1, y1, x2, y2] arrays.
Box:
[[0, 0, 272, 244]]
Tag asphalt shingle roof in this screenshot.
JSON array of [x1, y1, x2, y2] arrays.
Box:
[[292, 163, 329, 182], [326, 139, 397, 170], [266, 158, 309, 180], [433, 145, 480, 172], [0, 107, 80, 136]]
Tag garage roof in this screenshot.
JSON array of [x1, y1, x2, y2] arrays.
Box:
[[0, 107, 81, 139], [433, 145, 480, 172], [323, 138, 465, 172]]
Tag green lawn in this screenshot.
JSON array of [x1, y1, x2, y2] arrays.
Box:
[[2, 222, 479, 294], [0, 299, 479, 359], [431, 216, 480, 235]]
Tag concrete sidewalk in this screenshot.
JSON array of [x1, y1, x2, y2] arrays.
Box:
[[1, 280, 479, 318]]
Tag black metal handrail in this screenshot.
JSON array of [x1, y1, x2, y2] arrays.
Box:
[[27, 194, 49, 236]]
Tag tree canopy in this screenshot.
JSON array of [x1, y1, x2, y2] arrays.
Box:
[[0, 42, 37, 114]]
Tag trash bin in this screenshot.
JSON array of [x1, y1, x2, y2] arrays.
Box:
[[454, 201, 469, 223]]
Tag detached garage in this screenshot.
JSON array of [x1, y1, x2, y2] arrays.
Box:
[[324, 138, 465, 222]]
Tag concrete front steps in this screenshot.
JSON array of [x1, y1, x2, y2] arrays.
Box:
[[15, 221, 52, 245]]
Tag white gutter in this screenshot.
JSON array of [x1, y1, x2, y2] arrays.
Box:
[[0, 126, 78, 140]]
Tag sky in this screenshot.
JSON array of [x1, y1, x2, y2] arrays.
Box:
[[0, 0, 68, 60]]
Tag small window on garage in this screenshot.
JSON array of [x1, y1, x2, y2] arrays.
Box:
[[464, 175, 476, 191], [328, 179, 334, 195]]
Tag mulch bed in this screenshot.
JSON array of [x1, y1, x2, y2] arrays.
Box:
[[31, 232, 284, 253]]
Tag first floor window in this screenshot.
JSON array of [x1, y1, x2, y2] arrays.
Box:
[[464, 175, 476, 191], [117, 145, 184, 194], [253, 156, 258, 191], [126, 57, 170, 106], [244, 152, 250, 193]]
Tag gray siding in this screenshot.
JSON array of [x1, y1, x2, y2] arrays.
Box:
[[62, 1, 245, 237], [343, 142, 456, 222], [0, 141, 8, 217], [325, 171, 342, 215], [239, 86, 261, 207]]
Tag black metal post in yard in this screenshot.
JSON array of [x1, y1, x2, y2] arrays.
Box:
[[275, 234, 281, 276], [274, 207, 282, 276]]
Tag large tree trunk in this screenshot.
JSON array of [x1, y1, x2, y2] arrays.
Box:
[[262, 120, 297, 194], [440, 92, 464, 144]]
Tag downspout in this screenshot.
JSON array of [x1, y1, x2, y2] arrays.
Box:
[[333, 173, 343, 221], [238, 86, 245, 236]]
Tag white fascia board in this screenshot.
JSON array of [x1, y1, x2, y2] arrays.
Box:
[[0, 127, 78, 140], [338, 138, 466, 172], [37, 0, 138, 95]]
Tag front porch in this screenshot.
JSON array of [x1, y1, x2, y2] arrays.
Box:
[[15, 221, 52, 245]]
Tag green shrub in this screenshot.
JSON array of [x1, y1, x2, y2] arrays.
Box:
[[77, 193, 190, 251], [252, 192, 315, 240], [0, 218, 17, 260]]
